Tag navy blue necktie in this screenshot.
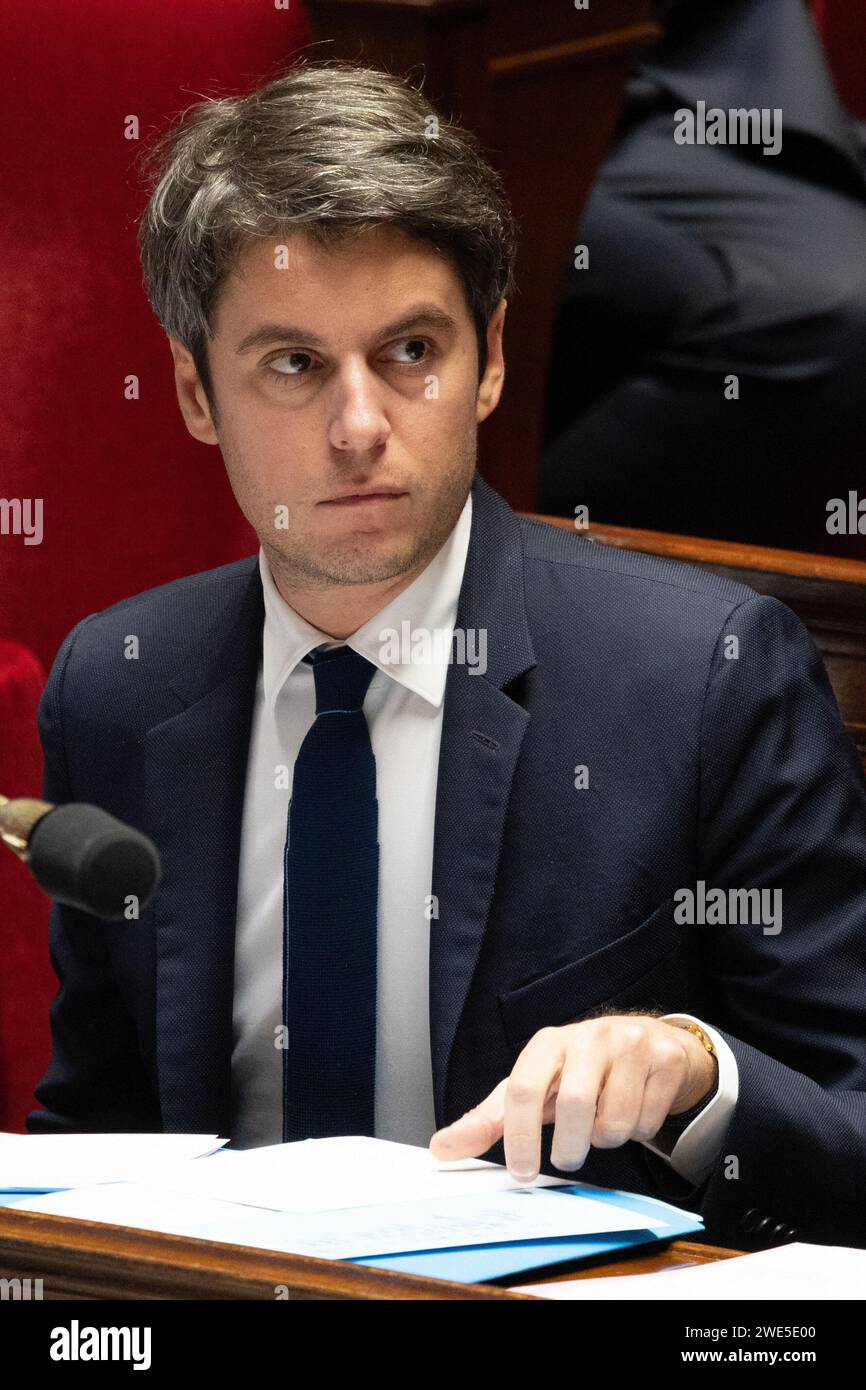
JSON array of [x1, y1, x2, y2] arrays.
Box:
[[282, 644, 380, 1141]]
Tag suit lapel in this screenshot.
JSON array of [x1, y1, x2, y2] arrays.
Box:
[[144, 561, 263, 1134], [429, 475, 536, 1125]]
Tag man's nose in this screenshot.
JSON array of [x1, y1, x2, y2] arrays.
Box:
[[329, 360, 390, 452]]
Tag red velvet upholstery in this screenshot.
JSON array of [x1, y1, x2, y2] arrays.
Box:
[[0, 643, 50, 1131], [0, 1, 308, 678], [812, 0, 866, 119], [0, 3, 308, 1130]]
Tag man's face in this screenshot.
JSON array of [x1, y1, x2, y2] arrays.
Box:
[[171, 225, 505, 591]]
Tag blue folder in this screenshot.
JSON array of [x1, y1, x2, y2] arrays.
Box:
[[346, 1181, 704, 1284]]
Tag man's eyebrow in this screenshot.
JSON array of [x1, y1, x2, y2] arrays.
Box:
[[235, 304, 459, 355]]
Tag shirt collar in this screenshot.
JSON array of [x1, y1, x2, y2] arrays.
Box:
[[260, 489, 473, 714]]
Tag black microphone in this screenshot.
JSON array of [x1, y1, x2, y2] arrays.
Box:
[[0, 796, 161, 920]]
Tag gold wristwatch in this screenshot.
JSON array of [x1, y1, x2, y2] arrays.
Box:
[[670, 1020, 717, 1057], [657, 1021, 719, 1138]]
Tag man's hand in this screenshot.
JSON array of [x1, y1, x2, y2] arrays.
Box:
[[429, 1014, 719, 1182]]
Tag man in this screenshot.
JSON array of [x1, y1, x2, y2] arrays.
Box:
[[28, 61, 866, 1253]]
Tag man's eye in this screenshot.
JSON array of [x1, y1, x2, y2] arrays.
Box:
[[267, 350, 316, 381], [387, 337, 431, 365]]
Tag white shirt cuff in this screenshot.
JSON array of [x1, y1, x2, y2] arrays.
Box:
[[640, 1013, 739, 1185]]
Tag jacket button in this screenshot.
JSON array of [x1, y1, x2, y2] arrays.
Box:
[[741, 1209, 796, 1245], [741, 1207, 763, 1233]]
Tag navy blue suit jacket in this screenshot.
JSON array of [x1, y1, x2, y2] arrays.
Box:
[[28, 473, 866, 1251]]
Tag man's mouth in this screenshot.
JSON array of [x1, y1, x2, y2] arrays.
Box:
[[318, 489, 408, 507]]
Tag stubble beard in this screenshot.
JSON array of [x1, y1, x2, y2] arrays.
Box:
[[260, 449, 476, 594]]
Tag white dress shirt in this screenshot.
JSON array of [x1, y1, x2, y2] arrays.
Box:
[[230, 490, 737, 1184]]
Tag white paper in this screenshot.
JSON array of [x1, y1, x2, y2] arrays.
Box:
[[10, 1182, 281, 1246], [0, 1133, 228, 1192], [11, 1178, 667, 1260], [137, 1135, 574, 1213], [514, 1242, 866, 1299]]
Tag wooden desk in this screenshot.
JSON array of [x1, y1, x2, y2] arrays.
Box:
[[0, 1206, 743, 1298]]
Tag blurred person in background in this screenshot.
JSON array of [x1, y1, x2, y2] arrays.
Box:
[[538, 0, 866, 556]]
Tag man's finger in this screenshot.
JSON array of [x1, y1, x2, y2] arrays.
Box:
[[502, 1027, 566, 1181], [635, 1065, 683, 1142], [549, 1030, 606, 1170], [590, 1049, 650, 1149], [428, 1077, 508, 1160]]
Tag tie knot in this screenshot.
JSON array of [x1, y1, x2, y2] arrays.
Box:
[[305, 644, 377, 714]]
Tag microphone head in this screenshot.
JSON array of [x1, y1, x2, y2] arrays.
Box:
[[28, 803, 161, 920]]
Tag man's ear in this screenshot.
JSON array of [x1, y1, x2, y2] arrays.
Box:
[[169, 337, 219, 445], [476, 297, 507, 424]]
